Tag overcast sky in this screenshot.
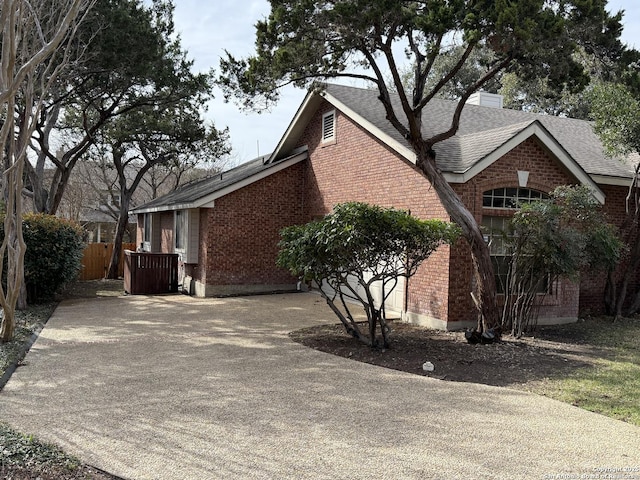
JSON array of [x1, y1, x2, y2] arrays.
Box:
[[170, 0, 640, 165]]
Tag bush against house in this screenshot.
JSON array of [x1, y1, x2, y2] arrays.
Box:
[[501, 186, 623, 336], [1, 214, 86, 303], [277, 202, 460, 348]]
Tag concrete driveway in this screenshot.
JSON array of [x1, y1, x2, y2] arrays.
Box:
[[1, 293, 639, 479]]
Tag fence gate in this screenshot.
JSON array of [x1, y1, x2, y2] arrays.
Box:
[[80, 243, 136, 280]]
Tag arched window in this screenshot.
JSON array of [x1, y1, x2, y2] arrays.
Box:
[[482, 187, 548, 209]]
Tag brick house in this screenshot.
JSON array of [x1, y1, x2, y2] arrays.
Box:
[[131, 84, 636, 330]]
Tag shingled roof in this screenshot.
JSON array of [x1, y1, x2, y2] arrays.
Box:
[[271, 83, 635, 186], [131, 149, 307, 214], [134, 83, 635, 215]]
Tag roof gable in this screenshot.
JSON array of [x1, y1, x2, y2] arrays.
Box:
[[449, 120, 605, 203], [270, 84, 634, 197]]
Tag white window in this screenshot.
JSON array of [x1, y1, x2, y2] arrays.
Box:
[[482, 187, 548, 209], [322, 110, 336, 143], [143, 214, 152, 250], [173, 209, 199, 263], [175, 210, 187, 251], [482, 187, 551, 293]]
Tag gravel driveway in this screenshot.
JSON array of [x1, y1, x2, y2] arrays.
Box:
[[1, 293, 639, 479]]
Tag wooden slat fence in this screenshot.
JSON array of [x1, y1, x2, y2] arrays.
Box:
[[80, 243, 136, 280], [123, 250, 179, 295]]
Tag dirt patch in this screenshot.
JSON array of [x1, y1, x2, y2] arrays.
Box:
[[62, 279, 125, 299], [290, 320, 611, 388]]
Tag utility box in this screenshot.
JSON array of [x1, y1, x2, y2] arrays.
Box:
[[124, 250, 179, 294]]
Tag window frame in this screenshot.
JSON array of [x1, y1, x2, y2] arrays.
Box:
[[481, 186, 551, 295], [143, 213, 152, 251], [482, 187, 547, 210], [175, 210, 187, 252]]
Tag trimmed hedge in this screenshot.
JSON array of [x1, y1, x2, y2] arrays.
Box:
[[1, 214, 86, 303]]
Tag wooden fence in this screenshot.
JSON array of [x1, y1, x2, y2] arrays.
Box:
[[80, 243, 136, 280]]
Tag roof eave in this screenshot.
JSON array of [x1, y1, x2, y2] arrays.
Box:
[[269, 86, 417, 164], [445, 121, 606, 204], [591, 174, 634, 187], [130, 150, 309, 215], [130, 202, 199, 215]]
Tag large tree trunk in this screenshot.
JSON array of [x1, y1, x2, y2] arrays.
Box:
[[414, 145, 499, 332], [606, 193, 640, 318], [107, 193, 131, 279]]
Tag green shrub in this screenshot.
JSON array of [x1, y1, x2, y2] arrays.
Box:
[[1, 214, 86, 303], [278, 202, 460, 347]]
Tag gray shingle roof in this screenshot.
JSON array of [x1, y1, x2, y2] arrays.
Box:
[[134, 84, 636, 214], [131, 154, 272, 213], [323, 83, 635, 180]]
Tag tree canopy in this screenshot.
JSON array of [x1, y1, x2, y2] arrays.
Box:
[[589, 82, 640, 157], [28, 0, 227, 216]]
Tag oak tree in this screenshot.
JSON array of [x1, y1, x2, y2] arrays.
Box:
[[220, 0, 625, 331]]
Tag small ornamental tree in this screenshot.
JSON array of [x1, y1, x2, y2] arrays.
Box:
[[502, 186, 623, 336], [277, 202, 459, 348]]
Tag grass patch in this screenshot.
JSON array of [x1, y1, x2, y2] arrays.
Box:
[[533, 317, 640, 425], [535, 359, 640, 425]]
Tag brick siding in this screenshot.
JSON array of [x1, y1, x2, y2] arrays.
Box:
[[203, 162, 306, 286], [449, 137, 581, 323], [298, 102, 453, 324]]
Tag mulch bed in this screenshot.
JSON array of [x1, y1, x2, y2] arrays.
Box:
[[290, 320, 609, 388]]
